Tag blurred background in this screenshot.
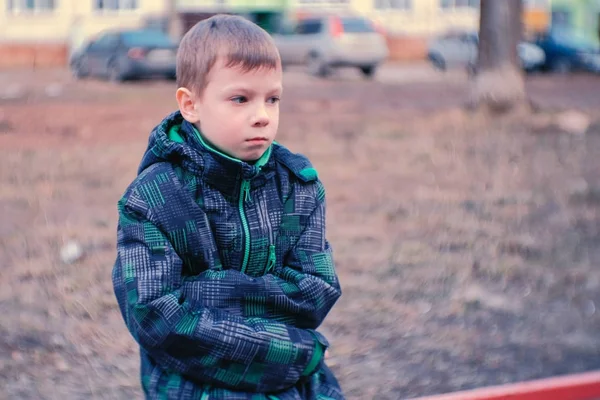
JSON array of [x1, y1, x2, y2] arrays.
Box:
[[1, 0, 600, 399]]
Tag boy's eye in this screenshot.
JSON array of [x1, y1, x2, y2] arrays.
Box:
[[230, 96, 247, 104], [267, 96, 280, 104]]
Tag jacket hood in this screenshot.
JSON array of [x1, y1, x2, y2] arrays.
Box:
[[138, 111, 278, 194], [138, 111, 318, 196]]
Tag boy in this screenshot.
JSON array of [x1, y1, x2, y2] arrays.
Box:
[[112, 14, 344, 400]]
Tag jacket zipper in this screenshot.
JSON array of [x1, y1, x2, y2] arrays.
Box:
[[239, 179, 251, 274], [264, 244, 276, 275], [188, 125, 273, 276], [200, 384, 210, 400]]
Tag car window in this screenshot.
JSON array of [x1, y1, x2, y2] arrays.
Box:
[[91, 33, 119, 50], [122, 30, 175, 47], [296, 19, 322, 35], [441, 32, 466, 42], [276, 24, 295, 35], [88, 35, 105, 50], [461, 33, 479, 44], [106, 34, 120, 48], [340, 17, 375, 33]]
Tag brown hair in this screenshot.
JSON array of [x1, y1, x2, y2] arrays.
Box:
[[176, 14, 281, 94]]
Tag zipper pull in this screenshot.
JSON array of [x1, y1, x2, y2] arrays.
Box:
[[241, 180, 252, 203], [265, 244, 276, 274]]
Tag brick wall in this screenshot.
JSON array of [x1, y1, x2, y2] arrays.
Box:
[[0, 35, 428, 68], [385, 35, 429, 62], [0, 43, 68, 69]]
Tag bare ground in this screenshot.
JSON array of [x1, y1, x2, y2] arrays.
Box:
[[1, 67, 600, 399]]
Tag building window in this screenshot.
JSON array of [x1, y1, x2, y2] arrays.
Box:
[[94, 0, 138, 11], [297, 0, 349, 4], [524, 0, 550, 8], [374, 0, 412, 11], [440, 0, 479, 10], [6, 0, 56, 13]]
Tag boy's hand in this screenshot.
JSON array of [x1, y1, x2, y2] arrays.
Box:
[[325, 350, 330, 359]]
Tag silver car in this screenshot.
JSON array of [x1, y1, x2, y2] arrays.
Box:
[[272, 13, 389, 78], [427, 31, 546, 73]]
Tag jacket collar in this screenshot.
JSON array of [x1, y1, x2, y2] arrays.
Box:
[[177, 119, 276, 199]]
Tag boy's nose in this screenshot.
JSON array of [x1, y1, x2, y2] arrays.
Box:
[[251, 107, 269, 128]]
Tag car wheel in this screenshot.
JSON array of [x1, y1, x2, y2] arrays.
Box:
[[466, 63, 478, 77], [428, 52, 446, 71], [359, 65, 377, 79], [108, 62, 125, 83], [551, 58, 572, 74], [72, 58, 89, 79], [523, 65, 539, 75], [307, 53, 329, 78]]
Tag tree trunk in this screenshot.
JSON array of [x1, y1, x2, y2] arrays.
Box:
[[469, 0, 527, 113]]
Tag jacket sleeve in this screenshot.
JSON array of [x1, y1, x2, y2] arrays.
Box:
[[182, 182, 341, 332], [111, 191, 323, 393]]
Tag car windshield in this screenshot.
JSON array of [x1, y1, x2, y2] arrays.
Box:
[[440, 31, 478, 42], [122, 30, 175, 47], [341, 17, 375, 33]]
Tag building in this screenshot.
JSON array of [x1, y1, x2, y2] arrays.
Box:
[[292, 0, 550, 36], [352, 0, 481, 60], [0, 0, 555, 68], [175, 0, 288, 35], [0, 0, 292, 67], [357, 0, 480, 36], [0, 0, 171, 67], [551, 0, 600, 45]]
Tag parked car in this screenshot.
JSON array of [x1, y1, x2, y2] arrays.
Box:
[[534, 28, 600, 73], [427, 31, 546, 73], [70, 29, 178, 82], [271, 13, 389, 78], [518, 41, 547, 71], [427, 31, 479, 72]]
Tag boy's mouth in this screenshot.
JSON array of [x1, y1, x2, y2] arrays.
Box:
[[246, 137, 268, 143]]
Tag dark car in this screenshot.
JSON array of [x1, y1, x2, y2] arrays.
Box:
[[534, 28, 600, 73], [70, 29, 178, 82]]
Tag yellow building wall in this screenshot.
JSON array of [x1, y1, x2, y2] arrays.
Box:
[[290, 0, 549, 37], [0, 0, 168, 44], [353, 0, 479, 35], [286, 0, 479, 35]]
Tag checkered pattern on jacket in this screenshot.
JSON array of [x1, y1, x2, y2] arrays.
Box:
[[112, 112, 344, 400]]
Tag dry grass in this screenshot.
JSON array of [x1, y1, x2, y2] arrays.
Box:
[[1, 71, 600, 399]]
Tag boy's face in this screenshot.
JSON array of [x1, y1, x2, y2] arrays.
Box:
[[177, 58, 283, 162]]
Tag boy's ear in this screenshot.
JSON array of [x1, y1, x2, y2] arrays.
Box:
[[176, 87, 200, 123]]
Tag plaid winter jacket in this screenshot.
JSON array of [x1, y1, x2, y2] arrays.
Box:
[[112, 112, 344, 400]]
